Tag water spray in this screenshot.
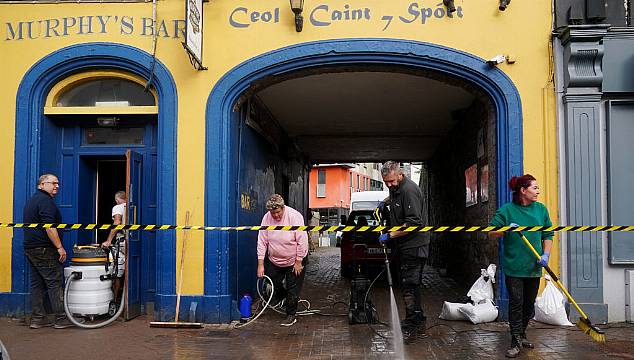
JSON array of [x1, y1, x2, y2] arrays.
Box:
[[373, 208, 406, 357]]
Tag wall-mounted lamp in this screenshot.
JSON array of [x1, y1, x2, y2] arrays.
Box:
[[290, 0, 304, 32], [443, 0, 456, 13], [96, 116, 119, 127], [499, 0, 511, 11]]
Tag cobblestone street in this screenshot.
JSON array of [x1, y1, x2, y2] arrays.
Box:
[[1, 247, 633, 360]]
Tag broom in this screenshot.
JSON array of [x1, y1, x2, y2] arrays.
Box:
[[516, 230, 605, 343], [150, 211, 203, 328]]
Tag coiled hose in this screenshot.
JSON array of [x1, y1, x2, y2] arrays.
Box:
[[234, 275, 275, 328]]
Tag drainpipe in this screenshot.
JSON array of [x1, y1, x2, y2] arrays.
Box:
[[552, 33, 568, 296]]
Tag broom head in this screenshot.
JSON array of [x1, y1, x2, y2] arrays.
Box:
[[576, 317, 606, 343], [149, 321, 203, 329]]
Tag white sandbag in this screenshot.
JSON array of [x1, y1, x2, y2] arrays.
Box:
[[467, 264, 497, 304], [534, 275, 573, 326], [439, 301, 470, 321], [458, 299, 498, 324]]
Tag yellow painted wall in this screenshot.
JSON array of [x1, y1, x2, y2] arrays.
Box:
[[0, 0, 558, 293]]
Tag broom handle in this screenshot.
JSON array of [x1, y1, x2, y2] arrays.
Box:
[[175, 211, 190, 322], [517, 230, 589, 320]]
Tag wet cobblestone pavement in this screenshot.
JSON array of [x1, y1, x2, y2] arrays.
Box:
[[2, 247, 634, 359]]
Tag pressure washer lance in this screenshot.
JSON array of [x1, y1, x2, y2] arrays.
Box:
[[382, 243, 394, 287], [374, 208, 394, 287]]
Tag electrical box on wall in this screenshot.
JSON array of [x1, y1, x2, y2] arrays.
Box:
[[626, 270, 634, 323]]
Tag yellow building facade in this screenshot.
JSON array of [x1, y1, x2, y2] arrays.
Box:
[[0, 0, 557, 322]]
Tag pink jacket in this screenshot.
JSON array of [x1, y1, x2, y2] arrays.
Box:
[[257, 206, 308, 267]]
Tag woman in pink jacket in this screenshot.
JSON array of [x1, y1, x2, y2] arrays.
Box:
[[257, 194, 309, 327]]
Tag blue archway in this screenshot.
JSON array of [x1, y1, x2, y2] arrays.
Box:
[[7, 43, 177, 316], [205, 39, 523, 322]]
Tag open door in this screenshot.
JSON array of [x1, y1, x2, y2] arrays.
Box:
[[125, 149, 143, 320]]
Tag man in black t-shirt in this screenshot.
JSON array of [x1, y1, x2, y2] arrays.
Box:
[[23, 174, 73, 329], [379, 161, 428, 343]]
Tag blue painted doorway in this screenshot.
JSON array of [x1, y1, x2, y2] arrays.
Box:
[[47, 116, 158, 312], [7, 43, 178, 319]]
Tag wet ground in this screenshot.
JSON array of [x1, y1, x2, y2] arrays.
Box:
[[2, 247, 634, 360]]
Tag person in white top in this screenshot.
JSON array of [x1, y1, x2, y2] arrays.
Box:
[[102, 191, 126, 303]]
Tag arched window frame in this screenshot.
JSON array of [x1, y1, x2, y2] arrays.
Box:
[[44, 70, 158, 115]]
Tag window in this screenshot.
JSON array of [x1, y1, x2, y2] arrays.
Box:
[[349, 172, 354, 197], [83, 127, 144, 145], [371, 179, 384, 191], [317, 169, 326, 198], [357, 174, 360, 192], [56, 78, 155, 107], [44, 71, 158, 116]]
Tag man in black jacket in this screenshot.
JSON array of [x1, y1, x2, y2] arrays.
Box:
[[378, 161, 428, 343], [23, 174, 73, 329]]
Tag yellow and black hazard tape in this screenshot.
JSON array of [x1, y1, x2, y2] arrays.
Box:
[[1, 223, 634, 233]]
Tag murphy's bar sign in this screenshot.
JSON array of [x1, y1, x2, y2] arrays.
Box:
[[4, 16, 186, 41], [4, 2, 465, 41]]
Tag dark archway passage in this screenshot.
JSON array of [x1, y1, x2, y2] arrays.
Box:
[[205, 39, 524, 322]]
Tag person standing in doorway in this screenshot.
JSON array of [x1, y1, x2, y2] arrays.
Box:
[[23, 174, 74, 329], [378, 161, 429, 343], [102, 191, 127, 304], [488, 174, 553, 358], [308, 210, 320, 253], [257, 194, 309, 327]]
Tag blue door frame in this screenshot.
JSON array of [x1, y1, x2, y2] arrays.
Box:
[[5, 43, 177, 318], [205, 39, 523, 322]]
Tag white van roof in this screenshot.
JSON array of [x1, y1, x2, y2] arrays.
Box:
[[350, 191, 389, 202], [350, 191, 389, 210]]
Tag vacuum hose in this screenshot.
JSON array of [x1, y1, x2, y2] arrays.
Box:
[[64, 272, 125, 329]]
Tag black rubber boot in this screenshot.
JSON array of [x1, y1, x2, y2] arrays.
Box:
[[401, 323, 417, 344], [520, 333, 534, 348], [505, 335, 522, 358]]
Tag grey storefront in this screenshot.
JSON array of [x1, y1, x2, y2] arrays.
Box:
[[554, 0, 634, 323]]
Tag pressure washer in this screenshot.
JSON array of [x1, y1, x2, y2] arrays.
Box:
[[348, 243, 377, 324], [63, 243, 125, 329], [347, 207, 395, 325]]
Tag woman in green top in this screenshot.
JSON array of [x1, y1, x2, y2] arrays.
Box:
[[489, 174, 553, 358]]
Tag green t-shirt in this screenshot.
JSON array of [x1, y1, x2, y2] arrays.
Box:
[[490, 201, 554, 278]]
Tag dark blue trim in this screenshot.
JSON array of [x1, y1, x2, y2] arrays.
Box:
[[0, 292, 28, 317], [8, 42, 177, 317], [205, 39, 523, 322]]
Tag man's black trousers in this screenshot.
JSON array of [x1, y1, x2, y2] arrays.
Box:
[[399, 247, 427, 328], [25, 247, 65, 322], [264, 257, 308, 316], [505, 276, 540, 336]]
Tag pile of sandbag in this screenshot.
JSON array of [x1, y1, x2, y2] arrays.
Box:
[[533, 274, 573, 326], [439, 264, 498, 324]]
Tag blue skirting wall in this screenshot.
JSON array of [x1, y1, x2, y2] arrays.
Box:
[[205, 39, 523, 322]]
